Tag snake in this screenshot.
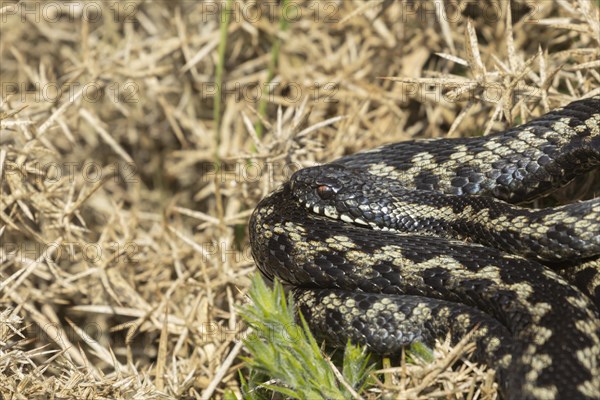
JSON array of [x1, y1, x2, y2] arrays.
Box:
[[249, 96, 600, 400]]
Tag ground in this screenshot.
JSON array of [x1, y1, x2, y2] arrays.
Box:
[[1, 0, 599, 399]]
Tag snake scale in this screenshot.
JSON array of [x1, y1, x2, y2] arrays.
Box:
[[249, 96, 600, 399]]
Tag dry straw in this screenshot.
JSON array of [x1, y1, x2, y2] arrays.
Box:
[[1, 0, 598, 398]]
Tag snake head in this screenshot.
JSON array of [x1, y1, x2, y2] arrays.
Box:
[[289, 163, 395, 227]]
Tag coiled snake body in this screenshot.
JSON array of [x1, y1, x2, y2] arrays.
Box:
[[249, 96, 600, 399]]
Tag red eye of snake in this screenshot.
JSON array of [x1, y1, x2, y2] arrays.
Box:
[[317, 185, 335, 200]]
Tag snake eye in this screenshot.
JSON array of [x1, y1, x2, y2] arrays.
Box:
[[316, 185, 335, 200]]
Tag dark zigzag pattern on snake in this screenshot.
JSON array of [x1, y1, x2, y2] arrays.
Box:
[[249, 96, 600, 399]]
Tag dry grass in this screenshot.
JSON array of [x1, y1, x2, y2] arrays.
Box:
[[1, 0, 599, 398]]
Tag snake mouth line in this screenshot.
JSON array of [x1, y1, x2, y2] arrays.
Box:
[[300, 201, 384, 229]]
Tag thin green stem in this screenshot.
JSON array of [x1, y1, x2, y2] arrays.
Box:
[[214, 0, 233, 152], [254, 0, 291, 140]]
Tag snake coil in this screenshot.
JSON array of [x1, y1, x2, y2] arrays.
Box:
[[250, 96, 600, 400]]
